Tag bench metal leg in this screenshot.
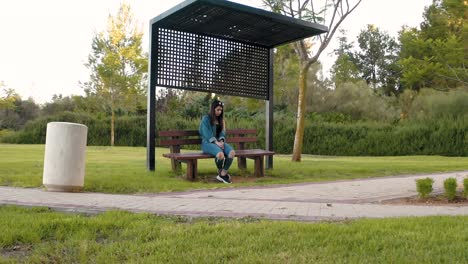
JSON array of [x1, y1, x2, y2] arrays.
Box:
[[186, 160, 198, 181], [171, 159, 181, 172], [253, 156, 264, 177], [237, 157, 247, 170]]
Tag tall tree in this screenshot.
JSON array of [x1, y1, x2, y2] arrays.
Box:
[[398, 0, 467, 90], [0, 82, 18, 111], [14, 98, 40, 128], [0, 83, 20, 129], [330, 30, 361, 86], [83, 3, 147, 146], [332, 26, 400, 95], [354, 25, 399, 94], [40, 94, 76, 116], [0, 86, 39, 130], [263, 0, 362, 161]]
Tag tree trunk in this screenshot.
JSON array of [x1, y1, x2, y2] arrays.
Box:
[[292, 65, 309, 161], [111, 109, 115, 146]]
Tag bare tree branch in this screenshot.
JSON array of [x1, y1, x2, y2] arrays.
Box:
[[445, 63, 468, 85], [297, 0, 301, 18], [289, 0, 294, 18], [308, 0, 362, 66], [340, 0, 345, 16], [436, 73, 468, 86], [308, 0, 323, 43], [300, 0, 310, 12], [309, 0, 315, 21], [323, 0, 340, 42]]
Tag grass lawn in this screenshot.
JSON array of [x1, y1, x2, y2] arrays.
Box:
[[1, 144, 467, 194], [1, 205, 467, 263]]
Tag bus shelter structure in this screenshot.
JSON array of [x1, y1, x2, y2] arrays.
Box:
[[147, 0, 327, 171]]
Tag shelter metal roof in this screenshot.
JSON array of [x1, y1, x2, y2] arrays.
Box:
[[151, 0, 328, 48]]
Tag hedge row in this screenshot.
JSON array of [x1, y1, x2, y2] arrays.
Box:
[[1, 111, 466, 156]]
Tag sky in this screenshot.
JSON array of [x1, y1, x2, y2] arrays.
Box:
[[0, 0, 432, 104]]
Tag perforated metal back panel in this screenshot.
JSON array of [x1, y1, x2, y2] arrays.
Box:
[[156, 27, 269, 99]]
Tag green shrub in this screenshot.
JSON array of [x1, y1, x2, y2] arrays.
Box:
[[409, 88, 468, 121], [3, 110, 467, 157], [416, 178, 434, 198], [0, 129, 15, 142], [443, 178, 458, 201], [464, 178, 468, 198]]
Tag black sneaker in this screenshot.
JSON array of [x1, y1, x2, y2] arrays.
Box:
[[218, 170, 232, 180], [216, 174, 232, 184]]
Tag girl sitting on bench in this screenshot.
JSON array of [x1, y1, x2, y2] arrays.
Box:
[[199, 99, 236, 184]]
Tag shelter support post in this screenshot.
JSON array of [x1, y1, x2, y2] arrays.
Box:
[[266, 48, 274, 169], [147, 24, 158, 171]]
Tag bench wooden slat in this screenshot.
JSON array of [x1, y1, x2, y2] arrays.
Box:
[[227, 129, 257, 135], [159, 137, 257, 146], [226, 137, 257, 143], [160, 138, 201, 146], [159, 129, 257, 137], [163, 152, 211, 160], [159, 130, 199, 137], [236, 149, 275, 157]]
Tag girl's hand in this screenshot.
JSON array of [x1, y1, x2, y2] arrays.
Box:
[[216, 140, 224, 149]]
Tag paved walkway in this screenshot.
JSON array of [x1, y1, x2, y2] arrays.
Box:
[[1, 171, 467, 221]]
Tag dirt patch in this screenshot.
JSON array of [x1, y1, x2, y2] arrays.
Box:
[[231, 175, 271, 183], [199, 175, 272, 183], [1, 244, 32, 260], [383, 195, 468, 206]]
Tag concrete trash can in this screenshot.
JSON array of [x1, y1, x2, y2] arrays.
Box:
[[43, 122, 88, 192]]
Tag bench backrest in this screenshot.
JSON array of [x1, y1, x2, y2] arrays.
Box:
[[159, 129, 258, 154]]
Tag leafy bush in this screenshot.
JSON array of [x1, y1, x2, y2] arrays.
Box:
[[409, 88, 468, 121], [443, 178, 457, 201], [0, 112, 143, 146], [464, 178, 468, 198], [302, 119, 467, 156], [416, 178, 434, 198], [2, 110, 467, 157], [0, 129, 15, 142], [316, 81, 399, 122]]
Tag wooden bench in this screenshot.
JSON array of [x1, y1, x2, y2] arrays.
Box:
[[159, 129, 275, 181]]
